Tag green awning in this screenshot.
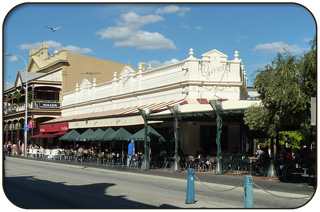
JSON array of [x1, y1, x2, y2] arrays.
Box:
[[86, 128, 104, 141], [76, 129, 95, 142], [105, 127, 132, 141], [98, 128, 116, 141], [129, 126, 166, 142], [59, 129, 81, 141]]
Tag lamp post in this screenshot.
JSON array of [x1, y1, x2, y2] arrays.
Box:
[[139, 108, 151, 170], [5, 53, 28, 157], [209, 100, 223, 175], [168, 105, 181, 172]]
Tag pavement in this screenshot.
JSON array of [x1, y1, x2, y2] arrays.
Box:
[[5, 154, 315, 196]]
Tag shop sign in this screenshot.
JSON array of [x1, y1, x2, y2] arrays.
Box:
[[34, 101, 60, 109], [40, 123, 69, 133], [28, 120, 36, 128]]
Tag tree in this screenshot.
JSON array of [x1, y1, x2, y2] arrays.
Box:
[[244, 36, 316, 145]]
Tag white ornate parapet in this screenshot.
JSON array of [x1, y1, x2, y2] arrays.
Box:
[[62, 48, 249, 117]]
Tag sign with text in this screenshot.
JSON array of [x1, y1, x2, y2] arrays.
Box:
[[40, 123, 69, 133], [34, 101, 60, 110]]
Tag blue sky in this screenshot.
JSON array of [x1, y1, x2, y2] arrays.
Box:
[[3, 3, 316, 86]]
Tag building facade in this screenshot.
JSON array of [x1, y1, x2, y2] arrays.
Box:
[[42, 48, 261, 156], [3, 41, 131, 148]]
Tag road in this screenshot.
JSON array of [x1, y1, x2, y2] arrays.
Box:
[[3, 157, 315, 209]]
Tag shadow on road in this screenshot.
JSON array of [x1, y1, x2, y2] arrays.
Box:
[[3, 176, 179, 209]]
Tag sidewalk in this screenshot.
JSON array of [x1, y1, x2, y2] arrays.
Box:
[[6, 155, 314, 196]]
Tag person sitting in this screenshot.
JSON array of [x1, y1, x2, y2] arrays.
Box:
[[78, 146, 84, 153]]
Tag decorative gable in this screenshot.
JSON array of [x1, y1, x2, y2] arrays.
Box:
[[201, 49, 228, 61], [120, 66, 136, 77], [80, 79, 92, 89]]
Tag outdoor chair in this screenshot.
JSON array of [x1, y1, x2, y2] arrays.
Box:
[[196, 155, 207, 172], [58, 150, 66, 160], [75, 152, 83, 163], [96, 153, 105, 165], [105, 154, 114, 165], [43, 149, 51, 159], [65, 150, 72, 161], [38, 148, 44, 158], [127, 154, 138, 168]]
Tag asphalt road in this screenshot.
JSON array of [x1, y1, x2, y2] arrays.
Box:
[[3, 157, 316, 209]]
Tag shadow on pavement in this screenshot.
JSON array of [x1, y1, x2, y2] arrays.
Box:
[[3, 176, 179, 209]]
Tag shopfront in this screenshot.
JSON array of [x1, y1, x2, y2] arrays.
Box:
[[43, 48, 261, 156]]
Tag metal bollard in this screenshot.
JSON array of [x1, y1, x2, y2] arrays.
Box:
[[186, 168, 195, 204], [243, 175, 254, 208]]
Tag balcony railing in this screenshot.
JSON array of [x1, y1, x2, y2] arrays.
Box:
[[4, 100, 61, 115]]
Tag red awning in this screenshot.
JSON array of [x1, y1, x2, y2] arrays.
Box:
[[51, 131, 68, 137], [30, 133, 55, 138], [30, 131, 68, 139]]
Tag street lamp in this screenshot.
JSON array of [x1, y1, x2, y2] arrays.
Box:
[[209, 100, 223, 175], [5, 53, 28, 157], [139, 108, 152, 170], [168, 105, 181, 172]]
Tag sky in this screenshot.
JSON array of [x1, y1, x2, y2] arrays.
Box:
[[2, 2, 317, 87]]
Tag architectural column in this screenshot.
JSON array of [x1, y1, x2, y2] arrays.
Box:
[[5, 123, 9, 145], [10, 122, 14, 143], [16, 122, 20, 140]]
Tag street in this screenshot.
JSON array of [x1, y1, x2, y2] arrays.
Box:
[[3, 157, 316, 209]]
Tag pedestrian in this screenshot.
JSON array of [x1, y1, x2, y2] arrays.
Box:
[[127, 139, 135, 167], [7, 142, 12, 157]]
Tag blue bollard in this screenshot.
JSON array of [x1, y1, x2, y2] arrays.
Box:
[[243, 175, 254, 208], [186, 168, 195, 204]]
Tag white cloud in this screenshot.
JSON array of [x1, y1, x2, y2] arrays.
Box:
[[194, 26, 202, 30], [155, 5, 191, 17], [8, 55, 18, 62], [19, 42, 42, 51], [147, 58, 180, 68], [64, 45, 93, 54], [253, 41, 308, 54], [96, 12, 177, 50], [303, 38, 312, 43], [18, 40, 93, 54]]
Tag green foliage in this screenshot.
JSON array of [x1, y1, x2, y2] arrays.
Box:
[[13, 92, 22, 100], [279, 131, 303, 149], [245, 36, 316, 145]]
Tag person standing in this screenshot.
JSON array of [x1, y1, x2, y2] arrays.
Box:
[[127, 139, 135, 167], [7, 142, 12, 157]]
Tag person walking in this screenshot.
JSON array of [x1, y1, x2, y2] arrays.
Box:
[[127, 139, 135, 167]]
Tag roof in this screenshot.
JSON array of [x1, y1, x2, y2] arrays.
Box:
[[43, 99, 187, 124], [19, 71, 45, 83], [43, 98, 261, 125], [4, 82, 14, 91]]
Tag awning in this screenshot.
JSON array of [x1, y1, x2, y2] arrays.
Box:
[[105, 127, 132, 141], [51, 131, 68, 137], [129, 126, 166, 142], [98, 128, 115, 141], [86, 128, 104, 141], [30, 133, 55, 139], [75, 128, 95, 142], [42, 99, 187, 124], [59, 129, 81, 141]]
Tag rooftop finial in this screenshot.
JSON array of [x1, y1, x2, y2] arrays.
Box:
[[189, 48, 195, 59], [234, 51, 239, 60]]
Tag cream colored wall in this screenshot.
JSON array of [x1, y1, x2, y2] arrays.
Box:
[[62, 52, 133, 94]]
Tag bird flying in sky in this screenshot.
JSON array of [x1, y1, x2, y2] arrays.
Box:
[[45, 26, 62, 32]]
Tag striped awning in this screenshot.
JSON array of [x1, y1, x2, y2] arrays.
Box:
[[43, 99, 187, 124]]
